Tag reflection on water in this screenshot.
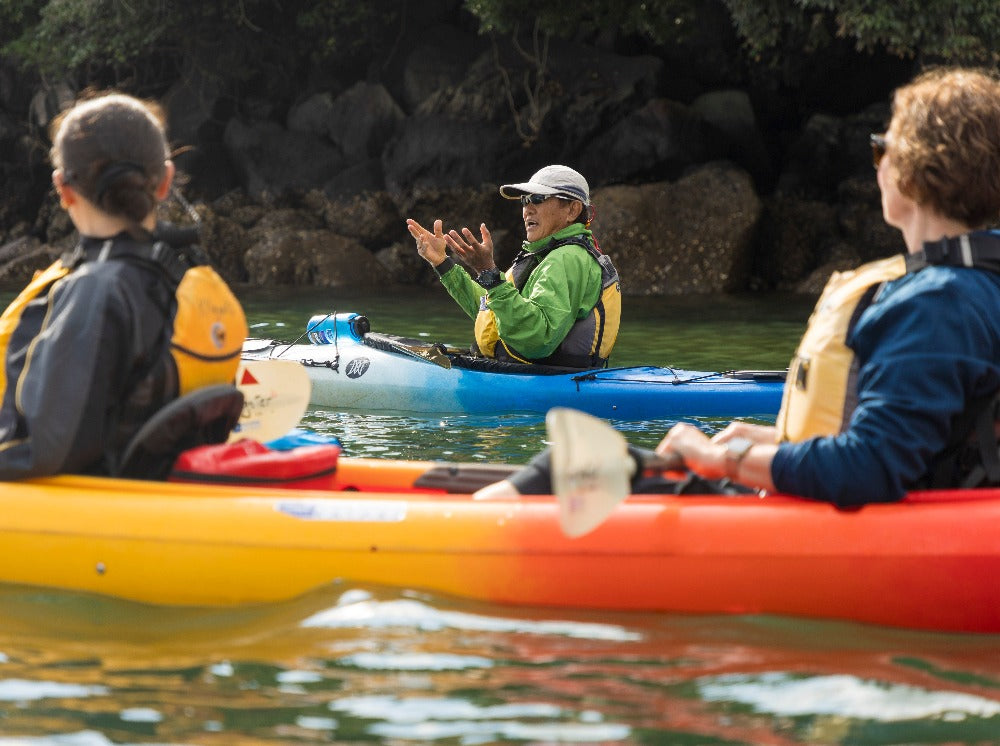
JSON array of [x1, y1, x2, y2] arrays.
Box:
[[0, 583, 997, 744], [302, 406, 745, 462], [698, 672, 1000, 721]]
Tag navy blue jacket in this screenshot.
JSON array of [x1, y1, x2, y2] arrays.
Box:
[[772, 260, 1000, 505]]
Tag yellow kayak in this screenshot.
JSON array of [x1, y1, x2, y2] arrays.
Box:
[[2, 459, 999, 634]]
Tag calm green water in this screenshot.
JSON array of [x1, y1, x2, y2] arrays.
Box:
[[243, 286, 812, 461], [0, 286, 998, 745]]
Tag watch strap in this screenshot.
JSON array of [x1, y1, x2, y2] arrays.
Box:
[[476, 268, 504, 289], [724, 438, 753, 481]]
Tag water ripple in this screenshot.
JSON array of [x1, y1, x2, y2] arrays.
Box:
[[301, 592, 642, 642]]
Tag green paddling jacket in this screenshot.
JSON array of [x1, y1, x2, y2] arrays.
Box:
[[436, 224, 622, 368]]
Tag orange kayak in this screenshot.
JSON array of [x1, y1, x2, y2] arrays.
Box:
[[1, 456, 997, 633]]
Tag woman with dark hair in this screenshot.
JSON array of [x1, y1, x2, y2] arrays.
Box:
[[0, 91, 247, 479]]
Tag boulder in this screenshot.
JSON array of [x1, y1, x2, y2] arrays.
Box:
[[195, 211, 252, 283], [579, 98, 724, 184], [0, 236, 62, 283], [323, 159, 386, 199], [244, 226, 385, 287], [835, 175, 903, 261], [776, 103, 889, 200], [382, 116, 509, 196], [313, 190, 402, 249], [795, 249, 864, 295], [376, 241, 439, 286], [163, 66, 226, 148], [596, 162, 761, 295], [323, 82, 405, 164], [223, 118, 345, 197], [755, 196, 839, 290], [287, 92, 335, 137], [690, 89, 772, 187]]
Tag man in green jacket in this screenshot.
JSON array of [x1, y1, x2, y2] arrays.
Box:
[[406, 165, 622, 368]]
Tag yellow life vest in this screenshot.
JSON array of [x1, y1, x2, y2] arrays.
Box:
[[0, 235, 246, 403], [0, 260, 70, 403], [473, 236, 622, 368], [775, 254, 907, 442], [169, 264, 246, 395], [473, 298, 503, 358]]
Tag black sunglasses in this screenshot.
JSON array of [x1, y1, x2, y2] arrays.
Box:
[[519, 193, 578, 206], [870, 133, 888, 169], [520, 193, 553, 205]]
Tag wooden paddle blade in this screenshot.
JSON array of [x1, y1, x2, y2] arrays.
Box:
[[230, 359, 311, 442], [547, 407, 636, 538]]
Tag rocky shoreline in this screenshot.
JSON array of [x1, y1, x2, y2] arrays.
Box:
[[0, 8, 914, 295]]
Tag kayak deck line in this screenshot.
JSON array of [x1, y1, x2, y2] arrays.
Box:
[[569, 367, 788, 386]]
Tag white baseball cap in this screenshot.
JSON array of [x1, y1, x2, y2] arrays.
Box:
[[499, 164, 590, 205]]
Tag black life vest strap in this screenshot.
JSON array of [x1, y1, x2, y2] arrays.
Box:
[[64, 224, 203, 286], [909, 232, 1000, 274], [508, 235, 603, 291], [924, 389, 1000, 489]]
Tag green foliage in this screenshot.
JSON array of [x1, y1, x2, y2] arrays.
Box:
[[4, 0, 997, 110], [463, 0, 702, 45], [722, 0, 1000, 65], [721, 0, 832, 61], [466, 0, 1000, 70], [0, 0, 397, 93], [295, 0, 400, 62]]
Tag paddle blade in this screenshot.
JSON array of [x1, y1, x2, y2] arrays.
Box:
[[547, 407, 635, 538], [230, 359, 311, 442]]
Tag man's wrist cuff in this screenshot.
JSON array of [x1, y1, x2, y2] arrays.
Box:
[[432, 256, 456, 277]]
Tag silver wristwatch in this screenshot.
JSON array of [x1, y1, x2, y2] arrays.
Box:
[[724, 436, 754, 480]]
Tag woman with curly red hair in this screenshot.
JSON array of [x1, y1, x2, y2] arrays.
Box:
[[659, 67, 1000, 505]]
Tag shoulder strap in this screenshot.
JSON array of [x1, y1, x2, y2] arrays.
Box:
[[509, 234, 603, 291], [76, 224, 205, 287], [925, 389, 1000, 488], [911, 232, 1000, 274], [959, 391, 1000, 487]]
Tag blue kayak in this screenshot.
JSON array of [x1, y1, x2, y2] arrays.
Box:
[[242, 313, 786, 419]]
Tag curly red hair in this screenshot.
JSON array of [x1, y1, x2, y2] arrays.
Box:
[[888, 67, 1000, 228]]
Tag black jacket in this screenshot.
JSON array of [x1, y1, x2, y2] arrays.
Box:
[[0, 232, 184, 478]]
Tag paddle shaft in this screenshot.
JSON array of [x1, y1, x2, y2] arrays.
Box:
[[632, 446, 685, 474]]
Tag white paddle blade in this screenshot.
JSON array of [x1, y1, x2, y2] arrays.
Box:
[[230, 359, 311, 442], [547, 407, 636, 538]]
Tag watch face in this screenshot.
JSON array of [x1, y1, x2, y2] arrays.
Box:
[[477, 269, 502, 288]]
